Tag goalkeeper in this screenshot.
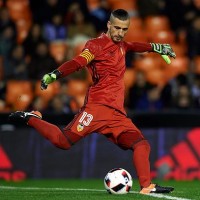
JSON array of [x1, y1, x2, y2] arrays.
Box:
[[9, 9, 176, 194]]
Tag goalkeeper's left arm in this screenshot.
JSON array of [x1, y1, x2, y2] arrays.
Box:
[[41, 53, 90, 90], [151, 43, 176, 58]]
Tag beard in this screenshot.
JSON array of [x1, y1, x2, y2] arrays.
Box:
[[107, 29, 123, 43]]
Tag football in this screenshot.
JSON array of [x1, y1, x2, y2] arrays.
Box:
[[104, 168, 133, 194]]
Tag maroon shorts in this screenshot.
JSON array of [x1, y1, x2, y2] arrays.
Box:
[[63, 104, 144, 148]]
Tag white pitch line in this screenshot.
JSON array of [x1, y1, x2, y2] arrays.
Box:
[[143, 193, 192, 200], [0, 186, 192, 200]]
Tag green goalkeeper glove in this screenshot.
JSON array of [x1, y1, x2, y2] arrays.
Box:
[[151, 43, 176, 59], [40, 69, 61, 90]]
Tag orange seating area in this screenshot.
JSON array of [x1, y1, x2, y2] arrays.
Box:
[[86, 0, 100, 11], [49, 42, 68, 63], [0, 2, 196, 113], [0, 56, 3, 81], [87, 0, 138, 11], [108, 0, 137, 11], [6, 80, 33, 111], [144, 15, 170, 32], [34, 81, 61, 105], [134, 55, 162, 73], [125, 29, 148, 43], [124, 68, 136, 98], [6, 0, 32, 43], [73, 42, 87, 56], [15, 18, 32, 44], [171, 43, 187, 57], [6, 0, 31, 21], [124, 68, 136, 89], [145, 68, 167, 87], [66, 79, 88, 111], [67, 79, 88, 97], [125, 14, 191, 88], [124, 17, 147, 42], [132, 54, 190, 87], [193, 56, 200, 74], [163, 56, 189, 81], [1, 79, 90, 112], [150, 30, 176, 44]]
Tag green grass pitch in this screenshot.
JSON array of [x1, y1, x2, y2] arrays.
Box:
[[0, 179, 199, 200]]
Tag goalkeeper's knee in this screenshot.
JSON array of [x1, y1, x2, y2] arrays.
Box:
[[53, 137, 71, 150], [132, 139, 151, 153], [58, 130, 82, 150]]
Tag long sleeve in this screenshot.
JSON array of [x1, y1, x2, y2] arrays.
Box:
[[57, 55, 88, 78], [125, 42, 152, 52]]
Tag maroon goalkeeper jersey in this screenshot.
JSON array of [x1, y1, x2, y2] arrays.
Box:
[[73, 33, 152, 114]]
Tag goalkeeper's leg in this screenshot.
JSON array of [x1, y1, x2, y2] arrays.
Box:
[[117, 132, 151, 188], [117, 132, 174, 194], [9, 111, 82, 149]]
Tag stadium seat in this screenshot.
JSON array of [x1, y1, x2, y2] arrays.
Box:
[[193, 56, 200, 74], [177, 29, 187, 46], [124, 68, 136, 98], [127, 17, 144, 31], [6, 0, 32, 43], [145, 69, 167, 87], [164, 56, 189, 81], [144, 15, 170, 32], [67, 79, 88, 97], [171, 43, 187, 57], [6, 0, 32, 21], [73, 42, 87, 56], [108, 0, 137, 11], [124, 68, 136, 89], [0, 56, 3, 81], [34, 81, 61, 104], [150, 30, 175, 44], [6, 80, 33, 110], [75, 94, 86, 108], [65, 79, 88, 111], [0, 100, 11, 112], [16, 18, 32, 44], [133, 55, 162, 73], [125, 17, 144, 42], [49, 41, 68, 63], [86, 0, 100, 11], [69, 94, 85, 113], [125, 29, 148, 43]]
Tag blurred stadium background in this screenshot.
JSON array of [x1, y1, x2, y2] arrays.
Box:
[[0, 0, 200, 182]]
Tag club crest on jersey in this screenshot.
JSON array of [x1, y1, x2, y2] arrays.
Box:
[[77, 123, 84, 132]]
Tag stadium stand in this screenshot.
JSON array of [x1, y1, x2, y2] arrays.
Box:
[[34, 81, 61, 105], [6, 80, 33, 110], [6, 0, 32, 44], [49, 41, 68, 64], [1, 0, 200, 113]]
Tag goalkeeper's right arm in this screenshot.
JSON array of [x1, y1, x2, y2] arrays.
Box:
[[41, 55, 88, 90], [41, 69, 61, 90]]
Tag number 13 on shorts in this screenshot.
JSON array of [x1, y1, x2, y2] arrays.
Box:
[[79, 111, 93, 126], [76, 111, 93, 132]]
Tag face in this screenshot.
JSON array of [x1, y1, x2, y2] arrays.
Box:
[[107, 17, 130, 42]]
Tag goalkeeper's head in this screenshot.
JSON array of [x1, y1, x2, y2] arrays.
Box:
[[107, 9, 130, 43]]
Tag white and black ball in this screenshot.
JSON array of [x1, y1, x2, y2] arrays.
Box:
[[104, 168, 133, 194]]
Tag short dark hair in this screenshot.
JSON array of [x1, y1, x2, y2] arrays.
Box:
[[110, 9, 130, 21]]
